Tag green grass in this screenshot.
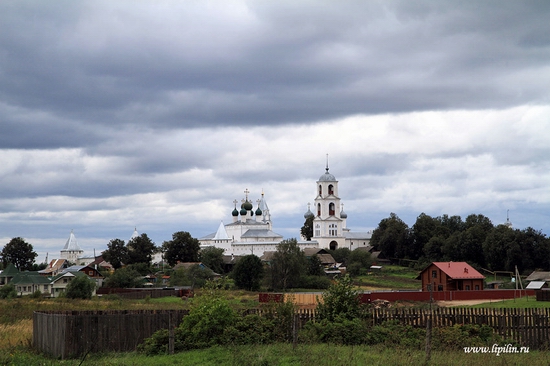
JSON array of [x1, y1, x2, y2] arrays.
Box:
[[353, 265, 421, 290], [465, 296, 550, 309], [4, 343, 550, 365]]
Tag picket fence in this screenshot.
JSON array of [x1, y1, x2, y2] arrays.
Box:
[[34, 307, 550, 358]]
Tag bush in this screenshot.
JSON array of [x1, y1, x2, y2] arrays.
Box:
[[300, 316, 370, 345], [297, 275, 331, 289], [30, 290, 42, 299], [316, 275, 363, 321], [432, 324, 502, 350], [366, 320, 425, 349], [0, 284, 17, 299], [65, 275, 96, 299], [225, 314, 276, 345]]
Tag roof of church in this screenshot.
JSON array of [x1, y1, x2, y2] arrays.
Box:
[[214, 221, 230, 240], [241, 229, 283, 239], [130, 228, 139, 241], [344, 231, 372, 240], [319, 166, 336, 182], [61, 230, 83, 252]]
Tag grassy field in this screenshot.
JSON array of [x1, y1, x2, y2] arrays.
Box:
[[353, 265, 421, 290], [3, 343, 549, 365], [466, 296, 550, 308]]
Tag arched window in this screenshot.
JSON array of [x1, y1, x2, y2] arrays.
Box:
[[329, 203, 335, 216], [317, 203, 321, 216], [329, 241, 338, 250], [328, 184, 334, 195], [318, 185, 322, 196], [315, 224, 320, 237]]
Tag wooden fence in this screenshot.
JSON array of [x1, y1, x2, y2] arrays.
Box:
[[33, 310, 188, 359], [34, 307, 550, 358], [372, 307, 550, 349]]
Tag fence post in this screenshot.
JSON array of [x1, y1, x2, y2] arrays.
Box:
[[168, 312, 175, 355]]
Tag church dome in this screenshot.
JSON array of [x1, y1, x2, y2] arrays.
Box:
[[243, 200, 253, 211], [319, 168, 336, 182], [256, 207, 263, 216], [232, 208, 239, 216], [240, 207, 247, 216], [340, 210, 348, 219], [304, 209, 314, 218]]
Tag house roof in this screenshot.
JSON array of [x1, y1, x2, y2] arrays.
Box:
[[424, 262, 485, 280], [11, 271, 51, 285], [0, 263, 20, 277], [303, 248, 330, 256], [317, 253, 336, 265], [526, 281, 547, 290], [526, 271, 550, 282]]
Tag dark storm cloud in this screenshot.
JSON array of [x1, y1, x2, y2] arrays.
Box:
[[2, 0, 550, 149]]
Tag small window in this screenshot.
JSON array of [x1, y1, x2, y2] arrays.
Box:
[[431, 270, 437, 278], [426, 284, 432, 291], [438, 285, 443, 291], [465, 285, 470, 291], [475, 285, 480, 290]]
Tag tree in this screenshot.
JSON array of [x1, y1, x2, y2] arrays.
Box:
[[170, 264, 214, 289], [65, 274, 96, 299], [127, 233, 157, 265], [0, 283, 17, 299], [199, 247, 225, 274], [316, 274, 361, 321], [232, 254, 264, 291], [300, 215, 314, 241], [104, 267, 143, 288], [306, 255, 324, 276], [346, 249, 371, 277], [270, 238, 306, 291], [102, 239, 128, 270], [370, 213, 411, 259], [1, 237, 37, 271], [162, 231, 200, 267]]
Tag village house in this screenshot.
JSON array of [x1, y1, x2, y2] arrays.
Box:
[[417, 262, 485, 292]]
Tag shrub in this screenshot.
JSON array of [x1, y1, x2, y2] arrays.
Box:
[[300, 316, 370, 345], [0, 284, 17, 299], [65, 275, 96, 299], [316, 274, 362, 321], [297, 275, 331, 289]]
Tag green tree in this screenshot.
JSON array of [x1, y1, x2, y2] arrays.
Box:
[[370, 213, 411, 259], [162, 231, 200, 267], [329, 248, 351, 265], [170, 264, 214, 289], [316, 274, 361, 321], [1, 237, 37, 271], [300, 214, 314, 241], [104, 267, 143, 288], [270, 238, 306, 291], [346, 249, 371, 276], [65, 274, 96, 299], [232, 254, 264, 291], [102, 238, 128, 270], [127, 233, 157, 265], [483, 225, 517, 271], [199, 247, 225, 274], [306, 255, 324, 276]]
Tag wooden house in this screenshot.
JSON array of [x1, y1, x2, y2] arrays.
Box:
[[417, 262, 485, 292]]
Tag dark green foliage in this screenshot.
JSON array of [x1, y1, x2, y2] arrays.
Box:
[[170, 264, 215, 288], [432, 324, 500, 350], [225, 314, 276, 345], [232, 254, 264, 291], [30, 290, 43, 299], [104, 267, 142, 288], [162, 231, 200, 267], [300, 317, 370, 345], [0, 284, 17, 299], [102, 238, 128, 270], [297, 275, 331, 289], [199, 246, 225, 274], [269, 238, 306, 291], [370, 213, 411, 259], [65, 275, 96, 299], [329, 248, 350, 265], [127, 233, 157, 265], [306, 255, 324, 276], [366, 320, 425, 349], [1, 237, 37, 271], [316, 274, 363, 321], [300, 214, 314, 241], [346, 249, 372, 276]]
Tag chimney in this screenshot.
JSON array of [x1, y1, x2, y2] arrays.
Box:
[[464, 267, 468, 273]]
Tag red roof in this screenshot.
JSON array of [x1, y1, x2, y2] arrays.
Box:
[[430, 262, 485, 279]]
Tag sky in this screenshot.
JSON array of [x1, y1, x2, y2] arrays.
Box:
[[1, 1, 550, 263]]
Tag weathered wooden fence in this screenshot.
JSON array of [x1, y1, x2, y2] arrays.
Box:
[[34, 307, 550, 358], [372, 307, 550, 349], [33, 310, 188, 359]]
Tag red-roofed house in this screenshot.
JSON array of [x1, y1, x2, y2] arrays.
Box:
[[417, 262, 485, 292]]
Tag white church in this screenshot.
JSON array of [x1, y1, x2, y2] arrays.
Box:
[[199, 162, 372, 256]]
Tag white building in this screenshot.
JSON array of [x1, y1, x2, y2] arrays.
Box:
[[200, 189, 306, 256], [304, 161, 372, 250], [60, 230, 84, 264]]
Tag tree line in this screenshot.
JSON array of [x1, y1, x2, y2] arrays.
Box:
[[370, 212, 550, 273]]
